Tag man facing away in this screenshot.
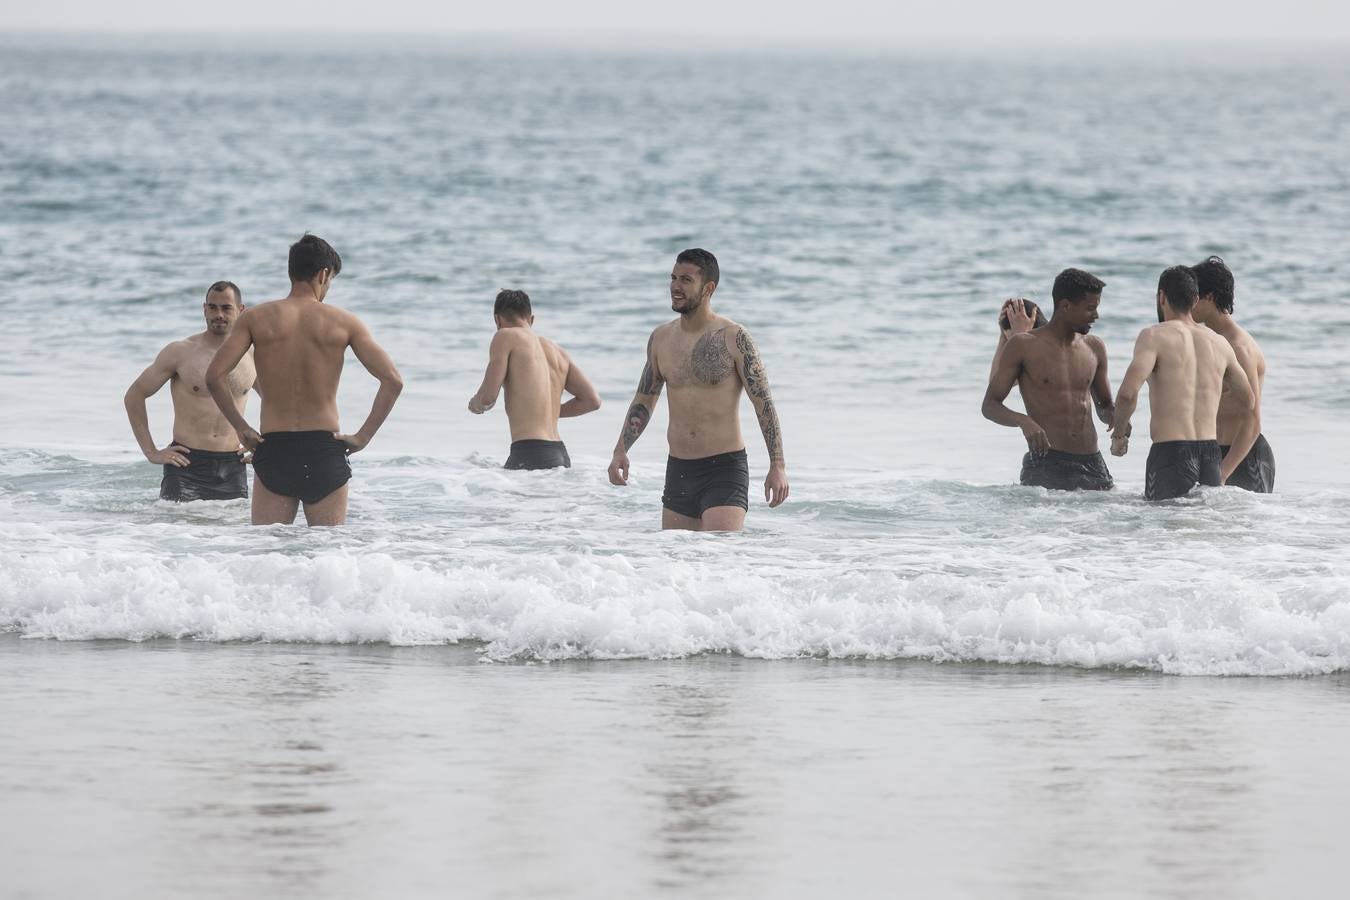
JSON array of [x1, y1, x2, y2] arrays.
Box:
[[206, 234, 403, 526], [607, 248, 789, 531], [982, 269, 1116, 491], [1112, 266, 1254, 501], [1190, 256, 1274, 492], [468, 289, 601, 469], [124, 281, 256, 502]]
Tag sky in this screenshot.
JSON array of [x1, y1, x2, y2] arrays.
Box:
[[3, 0, 1348, 43]]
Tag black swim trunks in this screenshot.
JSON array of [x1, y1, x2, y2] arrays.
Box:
[[159, 447, 248, 502], [1020, 449, 1114, 491], [1145, 439, 1222, 501], [250, 431, 352, 505], [662, 450, 750, 519], [504, 439, 571, 471], [1218, 433, 1275, 494]]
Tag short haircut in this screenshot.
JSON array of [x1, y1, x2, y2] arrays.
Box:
[[676, 248, 719, 286], [494, 289, 532, 320], [205, 280, 241, 304], [1158, 265, 1199, 313], [1051, 268, 1105, 303], [288, 233, 343, 282], [1191, 256, 1235, 314], [999, 300, 1048, 331]]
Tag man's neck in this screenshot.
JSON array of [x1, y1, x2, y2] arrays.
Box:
[[678, 305, 715, 331], [198, 330, 228, 349], [285, 283, 322, 302], [1206, 312, 1240, 338], [1165, 310, 1198, 326], [1045, 317, 1079, 344]]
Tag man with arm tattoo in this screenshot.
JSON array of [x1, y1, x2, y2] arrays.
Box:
[[607, 248, 789, 532]]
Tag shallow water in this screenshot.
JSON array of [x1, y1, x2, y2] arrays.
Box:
[[2, 35, 1349, 897]]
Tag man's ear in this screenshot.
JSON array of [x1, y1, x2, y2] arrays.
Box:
[[528, 314, 535, 325]]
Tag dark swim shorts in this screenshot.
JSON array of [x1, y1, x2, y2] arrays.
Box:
[[662, 450, 750, 519], [1145, 439, 1222, 501], [504, 439, 572, 471], [1020, 449, 1114, 491], [160, 448, 248, 502], [1218, 433, 1275, 494], [250, 431, 352, 505]]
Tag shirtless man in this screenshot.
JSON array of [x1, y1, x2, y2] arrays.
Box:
[[205, 234, 403, 526], [468, 289, 601, 469], [1112, 266, 1254, 501], [607, 248, 789, 531], [124, 281, 256, 502], [1190, 256, 1274, 492], [982, 269, 1116, 491]]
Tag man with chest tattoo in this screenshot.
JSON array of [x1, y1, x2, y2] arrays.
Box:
[[124, 281, 257, 501], [981, 268, 1117, 490], [607, 248, 789, 531]]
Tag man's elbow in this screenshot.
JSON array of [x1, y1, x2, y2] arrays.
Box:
[[980, 397, 998, 422], [384, 369, 405, 394], [583, 391, 602, 413]]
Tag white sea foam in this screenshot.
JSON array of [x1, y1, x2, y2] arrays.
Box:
[[5, 540, 1348, 675]]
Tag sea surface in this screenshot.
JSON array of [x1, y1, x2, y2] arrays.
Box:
[[2, 34, 1349, 898]]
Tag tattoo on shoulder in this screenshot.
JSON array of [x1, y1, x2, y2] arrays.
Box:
[[690, 328, 733, 384]]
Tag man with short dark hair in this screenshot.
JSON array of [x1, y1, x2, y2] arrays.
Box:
[[125, 282, 256, 501], [607, 248, 789, 531], [982, 268, 1116, 491], [468, 289, 601, 470], [206, 234, 403, 526], [1190, 256, 1274, 492], [1112, 266, 1254, 501]]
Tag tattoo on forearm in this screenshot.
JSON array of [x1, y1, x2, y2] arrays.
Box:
[[622, 402, 651, 450], [736, 328, 783, 461]]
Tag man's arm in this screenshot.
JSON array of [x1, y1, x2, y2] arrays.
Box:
[[1219, 344, 1257, 481], [1088, 337, 1115, 426], [559, 351, 601, 418], [124, 343, 192, 467], [980, 335, 1050, 453], [338, 318, 404, 453], [468, 331, 511, 415], [1109, 330, 1158, 456], [607, 333, 663, 486], [732, 326, 788, 507], [205, 314, 262, 450]]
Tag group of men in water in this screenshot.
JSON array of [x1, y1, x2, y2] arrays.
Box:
[[125, 236, 787, 529], [124, 235, 1272, 531], [982, 261, 1273, 500]]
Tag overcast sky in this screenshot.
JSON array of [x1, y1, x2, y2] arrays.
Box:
[[4, 0, 1348, 42]]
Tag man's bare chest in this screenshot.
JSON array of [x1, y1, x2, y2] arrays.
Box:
[[659, 327, 737, 389], [177, 351, 253, 399], [1019, 346, 1095, 394]]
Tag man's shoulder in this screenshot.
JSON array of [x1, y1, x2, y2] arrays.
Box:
[[1083, 333, 1108, 355], [159, 335, 199, 361]]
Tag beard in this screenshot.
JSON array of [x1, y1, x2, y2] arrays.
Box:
[[1156, 298, 1165, 323], [672, 295, 703, 316]]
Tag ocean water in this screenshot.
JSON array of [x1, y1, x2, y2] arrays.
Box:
[[2, 34, 1350, 897]]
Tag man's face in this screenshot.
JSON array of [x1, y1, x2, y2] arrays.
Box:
[[670, 262, 711, 315], [1063, 294, 1101, 335], [203, 291, 241, 334], [1192, 294, 1216, 323]]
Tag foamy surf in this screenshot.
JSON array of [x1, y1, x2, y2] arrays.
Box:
[[5, 545, 1348, 675]]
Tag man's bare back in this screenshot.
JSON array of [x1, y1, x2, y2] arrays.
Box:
[[1214, 322, 1266, 447], [205, 235, 402, 526], [468, 292, 600, 470], [1113, 266, 1253, 501]]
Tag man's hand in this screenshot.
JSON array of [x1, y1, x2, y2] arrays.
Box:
[[1020, 419, 1051, 454], [1000, 298, 1037, 336], [1110, 433, 1129, 457], [335, 432, 368, 455], [608, 451, 630, 486], [237, 427, 264, 453], [764, 463, 789, 508], [468, 396, 492, 414], [147, 444, 191, 467]]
